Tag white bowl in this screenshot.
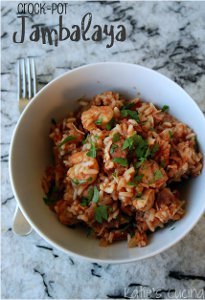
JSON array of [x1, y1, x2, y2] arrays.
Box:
[[9, 62, 205, 263]]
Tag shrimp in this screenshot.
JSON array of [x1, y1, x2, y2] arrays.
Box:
[[155, 188, 185, 223], [81, 106, 113, 131], [67, 151, 99, 186], [144, 208, 163, 232], [138, 160, 168, 189], [133, 189, 155, 212]]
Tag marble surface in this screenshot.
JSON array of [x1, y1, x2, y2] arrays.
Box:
[[1, 1, 205, 299]]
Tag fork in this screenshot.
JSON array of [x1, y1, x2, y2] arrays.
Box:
[[12, 58, 37, 236]]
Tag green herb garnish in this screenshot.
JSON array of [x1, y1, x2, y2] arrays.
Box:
[[43, 185, 59, 205], [88, 187, 94, 200], [94, 135, 99, 140], [150, 144, 159, 157], [113, 157, 129, 167], [160, 160, 165, 168], [153, 170, 163, 181], [110, 144, 118, 154], [87, 142, 97, 158], [161, 105, 169, 112], [134, 158, 146, 169], [121, 109, 140, 122], [94, 205, 108, 223], [80, 187, 94, 206], [119, 223, 131, 231], [122, 134, 137, 151], [112, 171, 118, 178], [128, 174, 144, 186], [106, 118, 116, 131], [136, 135, 149, 159], [121, 102, 135, 110], [58, 135, 76, 148], [169, 131, 173, 139], [82, 135, 89, 145], [134, 174, 144, 183], [72, 178, 87, 185], [92, 186, 99, 203], [81, 197, 89, 206], [108, 207, 113, 213], [95, 117, 103, 125], [112, 133, 121, 143]]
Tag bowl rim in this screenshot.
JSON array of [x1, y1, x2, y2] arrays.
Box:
[[9, 62, 205, 263]]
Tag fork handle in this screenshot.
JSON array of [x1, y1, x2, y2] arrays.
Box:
[[12, 206, 32, 236]]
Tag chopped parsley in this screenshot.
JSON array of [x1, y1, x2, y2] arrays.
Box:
[[92, 186, 99, 203], [94, 205, 108, 223], [80, 187, 94, 206], [87, 142, 97, 158], [81, 197, 89, 206], [119, 223, 131, 231], [120, 134, 159, 168], [169, 130, 173, 139], [161, 105, 169, 112], [106, 118, 116, 131], [160, 160, 165, 168], [136, 135, 149, 160], [153, 169, 163, 181], [112, 133, 121, 143], [134, 158, 146, 169], [82, 135, 89, 145], [43, 185, 59, 205], [122, 134, 137, 151], [94, 135, 99, 140], [80, 186, 99, 206], [88, 187, 94, 199], [121, 102, 135, 110], [110, 144, 118, 154], [134, 174, 144, 183], [128, 174, 144, 186], [121, 109, 140, 122], [95, 117, 103, 125], [113, 157, 129, 167], [136, 192, 142, 198], [150, 144, 159, 157], [134, 135, 151, 168], [112, 171, 118, 178], [58, 135, 76, 148], [72, 178, 87, 185]]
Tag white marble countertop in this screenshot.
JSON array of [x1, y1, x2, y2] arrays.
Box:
[[1, 1, 205, 299]]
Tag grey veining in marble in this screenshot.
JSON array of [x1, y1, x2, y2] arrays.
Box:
[[1, 1, 205, 299]]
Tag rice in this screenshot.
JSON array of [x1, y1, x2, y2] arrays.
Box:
[[42, 91, 203, 248]]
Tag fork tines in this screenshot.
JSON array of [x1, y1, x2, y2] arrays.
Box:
[[18, 58, 37, 100]]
